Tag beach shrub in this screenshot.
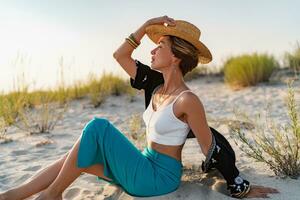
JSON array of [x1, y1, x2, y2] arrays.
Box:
[[0, 54, 35, 123], [231, 81, 300, 178], [87, 72, 134, 107], [284, 42, 300, 73], [86, 73, 107, 107], [224, 53, 278, 89], [0, 90, 30, 125], [54, 84, 69, 106], [0, 72, 135, 124], [68, 80, 89, 100], [14, 92, 67, 134], [99, 73, 132, 96]]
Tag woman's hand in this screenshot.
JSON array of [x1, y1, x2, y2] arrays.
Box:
[[245, 185, 279, 198], [145, 15, 176, 27]]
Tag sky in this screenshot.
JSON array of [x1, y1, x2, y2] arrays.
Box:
[[0, 0, 299, 93]]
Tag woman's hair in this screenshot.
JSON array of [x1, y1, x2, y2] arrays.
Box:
[[168, 35, 199, 76]]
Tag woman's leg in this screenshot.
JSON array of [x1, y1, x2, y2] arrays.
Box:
[[0, 153, 68, 200], [2, 117, 142, 199], [0, 136, 113, 200], [34, 135, 113, 199]]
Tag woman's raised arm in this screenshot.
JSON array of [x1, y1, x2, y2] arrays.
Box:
[[113, 22, 148, 79], [113, 16, 176, 79]]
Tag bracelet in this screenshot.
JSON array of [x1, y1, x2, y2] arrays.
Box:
[[129, 33, 140, 45], [125, 38, 138, 49], [125, 33, 140, 49]]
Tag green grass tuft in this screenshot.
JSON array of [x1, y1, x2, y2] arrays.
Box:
[[224, 53, 278, 89], [284, 42, 300, 73]]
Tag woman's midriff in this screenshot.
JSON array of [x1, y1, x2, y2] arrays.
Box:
[[148, 140, 184, 162]]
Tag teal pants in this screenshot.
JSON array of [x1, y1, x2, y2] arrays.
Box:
[[77, 117, 183, 197]]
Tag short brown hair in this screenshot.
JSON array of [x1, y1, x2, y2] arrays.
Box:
[[168, 35, 199, 76]]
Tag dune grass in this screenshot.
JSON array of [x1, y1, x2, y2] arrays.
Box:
[[0, 85, 68, 134], [14, 93, 68, 134], [0, 89, 30, 126], [285, 42, 300, 74], [0, 69, 136, 135], [85, 72, 136, 107], [224, 53, 278, 89], [231, 80, 300, 178]]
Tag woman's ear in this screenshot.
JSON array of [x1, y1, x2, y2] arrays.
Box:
[[172, 55, 181, 65]]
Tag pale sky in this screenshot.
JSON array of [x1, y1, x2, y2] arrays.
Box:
[[0, 0, 299, 92]]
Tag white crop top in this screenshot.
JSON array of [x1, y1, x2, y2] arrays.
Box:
[[143, 87, 191, 146]]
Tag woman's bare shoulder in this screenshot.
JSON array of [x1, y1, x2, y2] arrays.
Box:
[[175, 90, 205, 115]]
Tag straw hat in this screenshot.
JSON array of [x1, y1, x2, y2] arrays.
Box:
[[145, 20, 212, 64]]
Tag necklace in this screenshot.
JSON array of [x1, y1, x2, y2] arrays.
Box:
[[153, 85, 181, 111], [147, 85, 181, 140]]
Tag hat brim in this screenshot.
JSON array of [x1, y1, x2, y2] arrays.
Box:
[[146, 24, 212, 64]]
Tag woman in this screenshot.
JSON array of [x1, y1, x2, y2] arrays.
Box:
[[0, 16, 278, 200]]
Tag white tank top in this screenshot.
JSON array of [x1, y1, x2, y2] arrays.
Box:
[[143, 86, 191, 146]]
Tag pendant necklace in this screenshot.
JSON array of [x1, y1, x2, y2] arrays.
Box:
[[147, 85, 181, 137], [153, 85, 181, 111]]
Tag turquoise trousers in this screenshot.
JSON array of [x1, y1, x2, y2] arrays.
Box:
[[77, 117, 183, 197]]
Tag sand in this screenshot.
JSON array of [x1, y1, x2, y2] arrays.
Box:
[[1, 69, 300, 199]]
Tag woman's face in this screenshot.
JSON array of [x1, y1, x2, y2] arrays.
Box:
[[150, 36, 174, 70]]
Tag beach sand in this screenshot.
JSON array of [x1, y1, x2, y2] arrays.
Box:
[[1, 70, 299, 199]]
